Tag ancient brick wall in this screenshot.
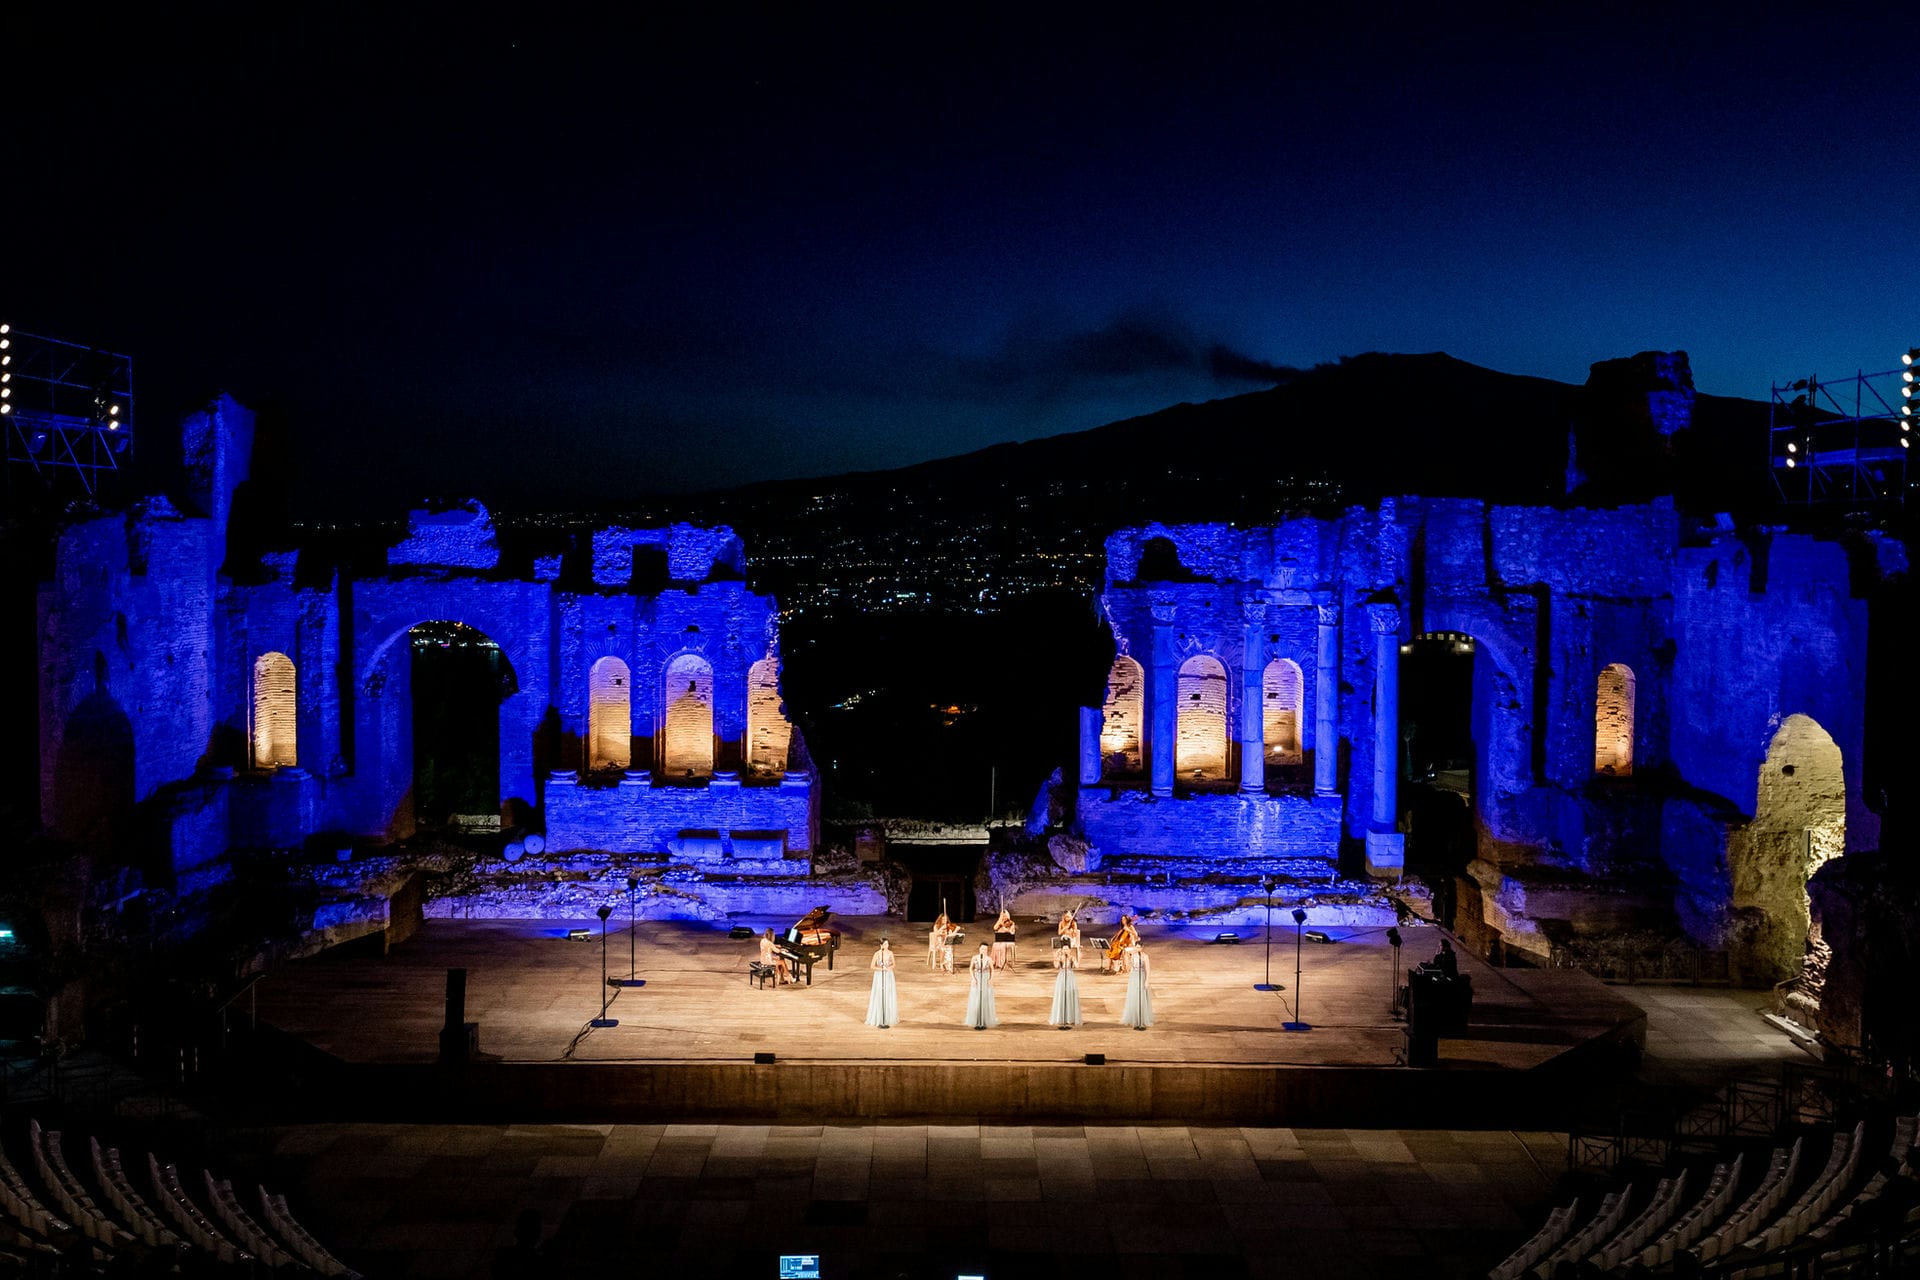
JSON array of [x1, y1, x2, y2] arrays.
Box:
[[545, 774, 814, 854], [746, 655, 790, 774], [1099, 655, 1144, 776]]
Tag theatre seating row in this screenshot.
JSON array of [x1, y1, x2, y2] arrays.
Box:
[[0, 1113, 360, 1276], [1495, 1113, 1920, 1279]]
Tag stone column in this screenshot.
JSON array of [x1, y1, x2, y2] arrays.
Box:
[[1313, 596, 1340, 797], [1149, 593, 1177, 797], [1239, 600, 1266, 793], [1078, 705, 1103, 786], [1365, 602, 1406, 877]]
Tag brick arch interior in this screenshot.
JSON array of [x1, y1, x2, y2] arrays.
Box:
[[1594, 662, 1636, 776], [588, 656, 632, 771], [1101, 654, 1145, 779], [661, 651, 716, 779], [745, 655, 790, 775], [1175, 654, 1230, 785], [251, 650, 298, 769], [1263, 657, 1304, 765]]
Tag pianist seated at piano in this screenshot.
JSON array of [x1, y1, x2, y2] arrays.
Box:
[[770, 907, 842, 987], [759, 928, 794, 985]]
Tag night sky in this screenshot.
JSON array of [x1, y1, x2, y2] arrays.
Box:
[[7, 6, 1911, 514]]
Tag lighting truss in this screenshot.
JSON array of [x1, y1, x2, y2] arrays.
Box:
[[1767, 362, 1910, 506], [2, 326, 135, 501]]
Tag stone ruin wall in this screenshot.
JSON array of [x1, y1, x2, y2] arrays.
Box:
[[1074, 499, 1887, 972]]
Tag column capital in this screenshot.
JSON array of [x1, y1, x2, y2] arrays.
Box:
[[1240, 598, 1268, 625], [1366, 602, 1401, 635], [1148, 590, 1178, 624], [1315, 600, 1340, 628]]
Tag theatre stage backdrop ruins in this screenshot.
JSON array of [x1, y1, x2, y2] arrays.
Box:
[[32, 356, 1904, 1043]]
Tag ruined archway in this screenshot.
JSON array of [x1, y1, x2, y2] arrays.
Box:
[[1263, 657, 1304, 767], [587, 656, 631, 771], [662, 652, 715, 780], [1731, 714, 1845, 985], [408, 621, 516, 830], [251, 651, 298, 769], [1175, 654, 1229, 786], [1399, 632, 1478, 927], [746, 654, 790, 775], [1101, 655, 1145, 779]]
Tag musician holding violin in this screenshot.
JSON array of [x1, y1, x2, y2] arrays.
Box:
[[1105, 914, 1139, 974]]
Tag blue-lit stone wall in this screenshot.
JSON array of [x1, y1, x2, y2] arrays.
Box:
[[1077, 496, 1884, 956], [38, 401, 818, 887]]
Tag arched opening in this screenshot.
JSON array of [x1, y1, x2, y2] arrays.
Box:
[[1732, 714, 1845, 984], [587, 656, 631, 771], [1400, 632, 1478, 928], [410, 621, 515, 828], [1175, 654, 1229, 786], [1263, 658, 1304, 767], [662, 652, 715, 780], [1594, 662, 1635, 776], [251, 651, 298, 769], [1100, 655, 1145, 779], [746, 654, 790, 775]]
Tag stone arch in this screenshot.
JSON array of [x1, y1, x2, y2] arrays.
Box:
[[662, 652, 715, 779], [746, 654, 790, 774], [1263, 657, 1304, 765], [1594, 662, 1635, 776], [587, 656, 631, 771], [1176, 654, 1230, 785], [1731, 714, 1845, 984], [1101, 655, 1145, 778], [251, 650, 298, 769]]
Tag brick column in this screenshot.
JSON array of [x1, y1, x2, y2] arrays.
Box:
[[1313, 596, 1340, 797], [1239, 600, 1265, 793]]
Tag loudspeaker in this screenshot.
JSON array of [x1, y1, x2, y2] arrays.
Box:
[[1084, 1053, 1106, 1066], [754, 1051, 777, 1064], [444, 968, 467, 1031], [729, 925, 756, 939]]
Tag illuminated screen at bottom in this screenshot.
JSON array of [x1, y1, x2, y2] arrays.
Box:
[[778, 1256, 821, 1279]]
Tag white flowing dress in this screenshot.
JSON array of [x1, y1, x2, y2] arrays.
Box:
[[1120, 947, 1153, 1029], [965, 953, 998, 1028], [1049, 953, 1081, 1027], [865, 949, 898, 1027]]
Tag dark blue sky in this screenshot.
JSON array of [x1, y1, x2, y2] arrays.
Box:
[[7, 5, 1912, 511]]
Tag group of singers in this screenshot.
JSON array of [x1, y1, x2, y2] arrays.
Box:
[[863, 908, 1154, 1031]]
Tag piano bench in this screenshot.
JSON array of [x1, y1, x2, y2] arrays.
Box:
[[748, 962, 779, 990]]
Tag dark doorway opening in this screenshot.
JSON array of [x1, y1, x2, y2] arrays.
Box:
[[1401, 633, 1476, 928], [895, 845, 983, 922], [410, 621, 513, 828]]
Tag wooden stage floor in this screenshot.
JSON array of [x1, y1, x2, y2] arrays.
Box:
[[257, 916, 1640, 1074]]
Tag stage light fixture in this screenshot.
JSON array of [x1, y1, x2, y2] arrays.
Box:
[[0, 404, 10, 416], [109, 403, 120, 416], [1786, 441, 1796, 453], [1904, 348, 1920, 366], [1785, 457, 1796, 468]]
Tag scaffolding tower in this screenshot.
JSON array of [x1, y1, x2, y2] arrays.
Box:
[[1, 325, 135, 502], [1768, 365, 1910, 506]]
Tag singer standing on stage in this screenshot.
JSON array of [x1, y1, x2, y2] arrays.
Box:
[[1049, 938, 1082, 1028], [865, 938, 898, 1028], [965, 943, 999, 1029], [1120, 943, 1154, 1029]]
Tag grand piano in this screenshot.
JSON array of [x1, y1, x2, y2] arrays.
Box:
[[777, 906, 841, 986]]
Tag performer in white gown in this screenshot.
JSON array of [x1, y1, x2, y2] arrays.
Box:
[[1049, 939, 1082, 1028], [965, 943, 998, 1029], [865, 938, 898, 1028], [1120, 943, 1153, 1029]]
